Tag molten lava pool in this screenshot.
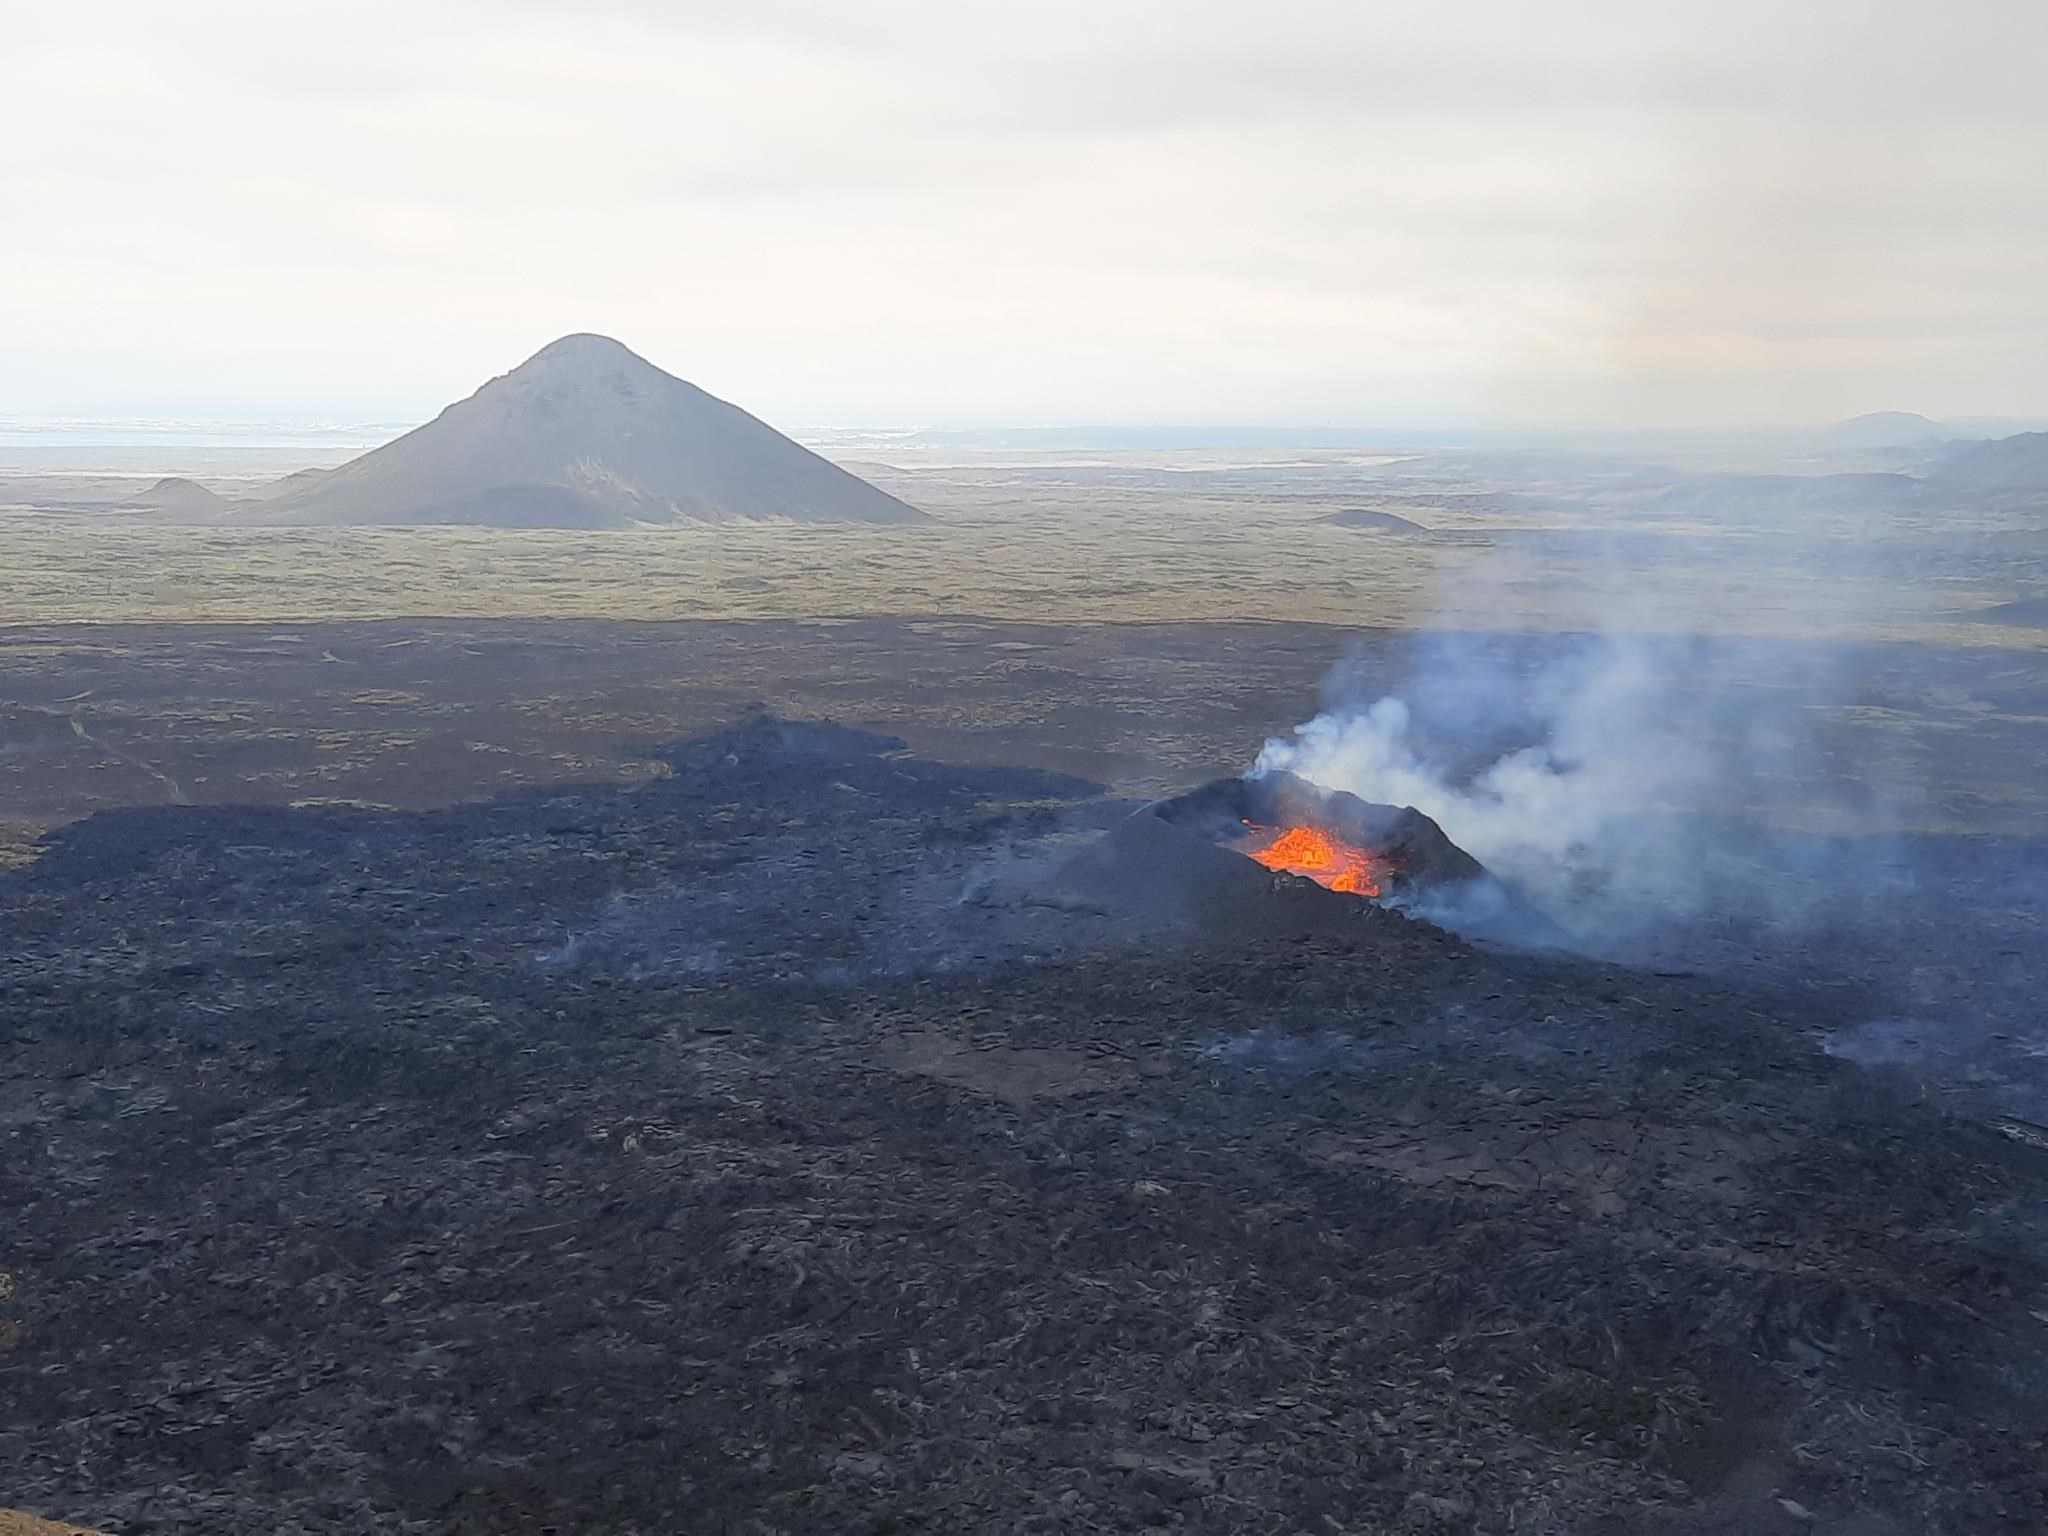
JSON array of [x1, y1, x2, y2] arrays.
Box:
[[1240, 822, 1385, 897]]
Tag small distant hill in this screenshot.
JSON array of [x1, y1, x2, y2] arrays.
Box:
[[242, 335, 924, 528], [1819, 412, 1945, 449], [127, 476, 228, 513], [1933, 431, 2048, 490], [1967, 596, 2048, 628], [1938, 415, 2048, 440], [1321, 508, 1430, 534]]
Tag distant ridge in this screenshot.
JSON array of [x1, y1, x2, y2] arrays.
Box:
[[243, 335, 924, 527], [1934, 430, 2048, 490]]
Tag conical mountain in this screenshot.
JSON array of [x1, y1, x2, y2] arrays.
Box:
[[253, 335, 923, 527]]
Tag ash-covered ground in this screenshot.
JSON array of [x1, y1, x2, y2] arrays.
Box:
[[2, 621, 2047, 1534]]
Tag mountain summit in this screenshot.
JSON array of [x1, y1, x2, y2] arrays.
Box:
[[253, 335, 924, 527], [1819, 411, 1945, 449]]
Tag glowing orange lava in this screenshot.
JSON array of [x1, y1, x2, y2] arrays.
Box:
[[1241, 822, 1385, 897]]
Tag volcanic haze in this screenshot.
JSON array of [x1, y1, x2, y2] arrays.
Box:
[[245, 335, 924, 528]]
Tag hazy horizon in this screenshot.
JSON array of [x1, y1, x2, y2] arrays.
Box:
[[7, 398, 2044, 456], [7, 1, 2045, 430]]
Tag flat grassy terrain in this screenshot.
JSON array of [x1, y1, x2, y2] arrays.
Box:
[[4, 448, 2041, 645]]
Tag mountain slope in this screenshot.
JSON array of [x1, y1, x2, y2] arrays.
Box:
[[247, 335, 924, 527]]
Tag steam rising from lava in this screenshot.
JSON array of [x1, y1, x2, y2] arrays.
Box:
[[1255, 621, 1917, 948]]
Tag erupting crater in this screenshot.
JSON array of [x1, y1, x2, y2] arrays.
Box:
[[1239, 822, 1387, 897], [1039, 767, 1500, 943], [1145, 770, 1486, 905]]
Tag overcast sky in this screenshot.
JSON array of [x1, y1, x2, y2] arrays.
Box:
[[4, 1, 2044, 427]]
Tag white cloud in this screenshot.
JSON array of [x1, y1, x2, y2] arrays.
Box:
[[3, 0, 2043, 424]]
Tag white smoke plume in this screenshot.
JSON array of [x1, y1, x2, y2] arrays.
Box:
[[1255, 610, 1919, 950]]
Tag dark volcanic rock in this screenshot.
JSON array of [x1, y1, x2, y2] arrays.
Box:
[[1034, 771, 1503, 945], [1037, 809, 1368, 938], [1, 717, 2045, 1535]]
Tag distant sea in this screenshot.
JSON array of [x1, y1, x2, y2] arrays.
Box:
[[0, 418, 952, 479], [0, 418, 411, 478]]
